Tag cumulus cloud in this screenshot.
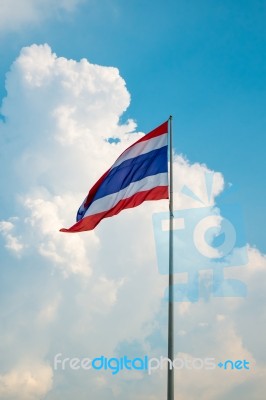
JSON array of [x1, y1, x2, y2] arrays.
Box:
[[0, 43, 265, 400], [0, 43, 135, 276], [0, 0, 84, 33], [0, 361, 53, 400], [0, 219, 24, 254]]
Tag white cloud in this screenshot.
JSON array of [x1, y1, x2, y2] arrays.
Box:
[[0, 220, 24, 254], [0, 43, 135, 276], [37, 296, 61, 326], [0, 362, 53, 400], [0, 0, 84, 33], [0, 43, 265, 400]]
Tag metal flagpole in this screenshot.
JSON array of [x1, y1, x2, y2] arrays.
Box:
[[167, 115, 174, 400]]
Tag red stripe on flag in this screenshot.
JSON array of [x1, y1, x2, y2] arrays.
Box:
[[60, 186, 168, 233]]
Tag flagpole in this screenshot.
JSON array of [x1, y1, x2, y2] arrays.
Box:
[[167, 115, 174, 400]]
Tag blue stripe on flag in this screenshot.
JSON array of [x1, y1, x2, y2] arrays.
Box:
[[93, 146, 168, 201]]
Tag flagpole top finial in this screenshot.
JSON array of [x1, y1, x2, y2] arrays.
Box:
[[169, 115, 173, 120]]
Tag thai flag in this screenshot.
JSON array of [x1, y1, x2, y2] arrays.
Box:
[[60, 121, 169, 233]]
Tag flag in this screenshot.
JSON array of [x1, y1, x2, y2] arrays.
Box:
[[60, 121, 169, 233]]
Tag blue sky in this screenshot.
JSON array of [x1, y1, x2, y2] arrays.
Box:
[[1, 0, 265, 251], [0, 1, 265, 399]]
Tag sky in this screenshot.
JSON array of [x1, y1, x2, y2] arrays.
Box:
[[0, 1, 265, 399]]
